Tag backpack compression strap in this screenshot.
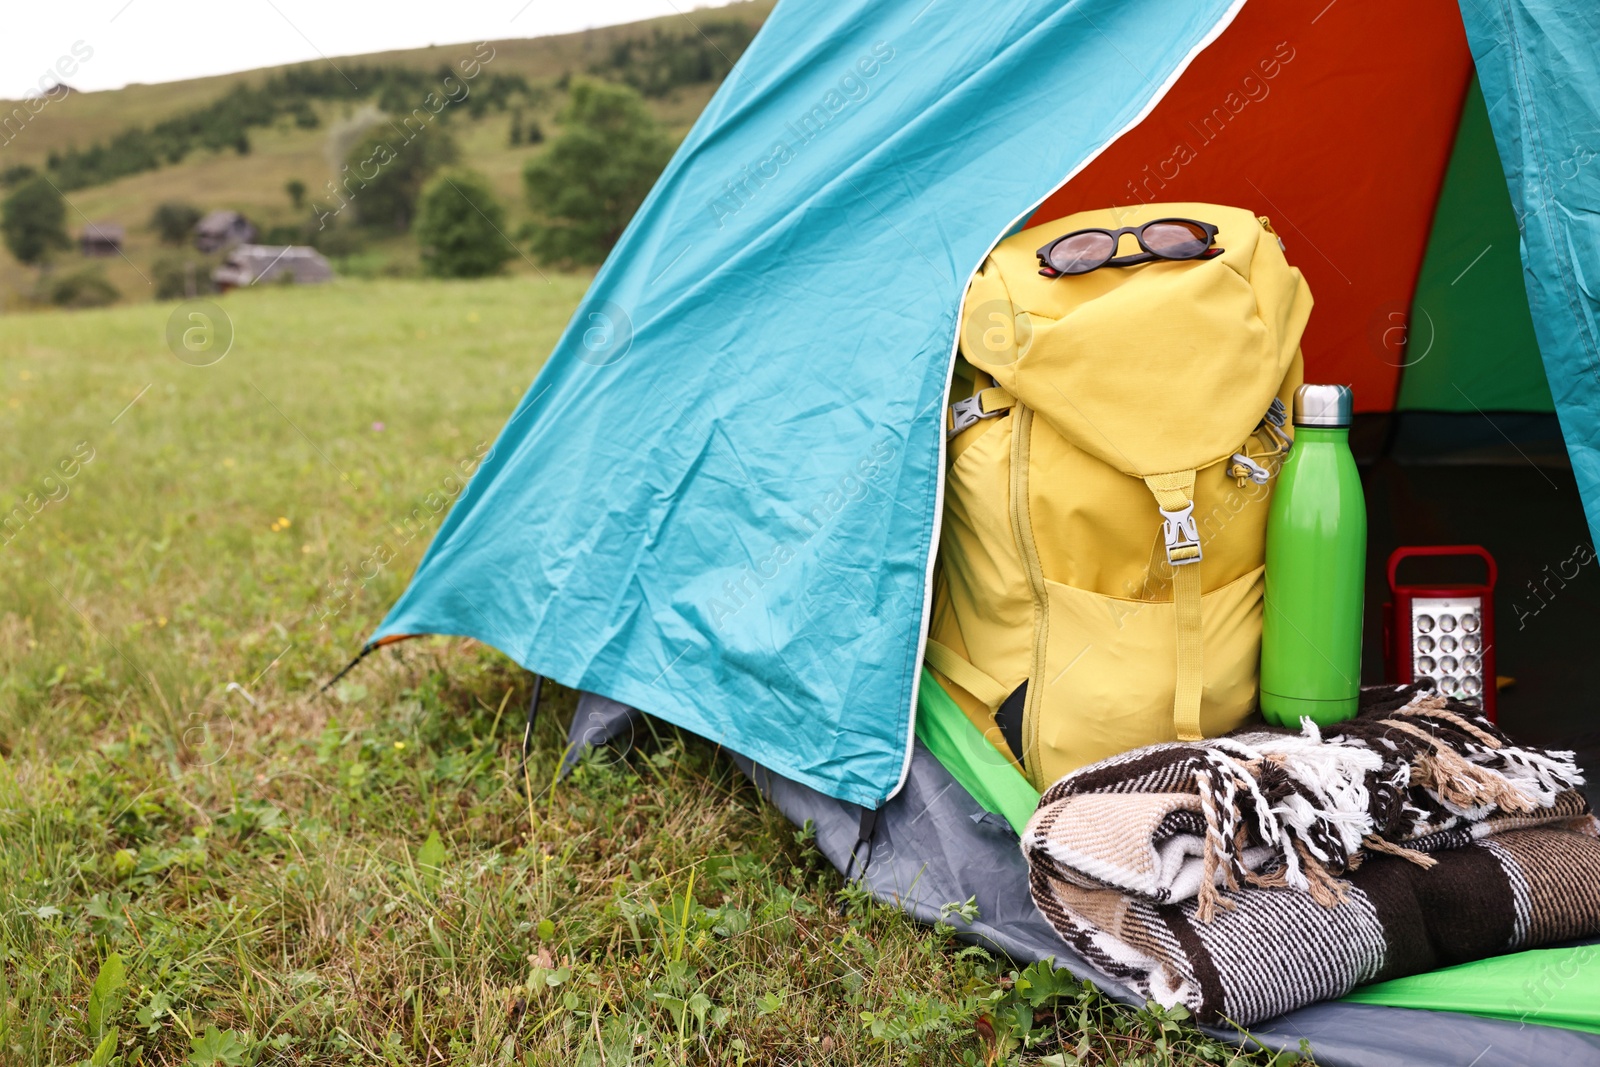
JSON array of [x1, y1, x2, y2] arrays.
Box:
[[1143, 471, 1205, 741]]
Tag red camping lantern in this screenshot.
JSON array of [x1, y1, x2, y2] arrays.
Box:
[[1384, 546, 1498, 721]]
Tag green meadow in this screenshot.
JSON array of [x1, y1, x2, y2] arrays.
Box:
[[0, 281, 1302, 1065]]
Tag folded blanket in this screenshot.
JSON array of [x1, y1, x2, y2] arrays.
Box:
[[1022, 685, 1600, 1025]]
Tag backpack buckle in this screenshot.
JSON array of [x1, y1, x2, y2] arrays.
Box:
[[1160, 503, 1203, 566], [947, 394, 1004, 439]]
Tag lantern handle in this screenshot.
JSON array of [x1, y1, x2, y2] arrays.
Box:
[[1387, 544, 1497, 594]]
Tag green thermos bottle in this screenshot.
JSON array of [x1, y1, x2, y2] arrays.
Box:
[[1260, 384, 1366, 727]]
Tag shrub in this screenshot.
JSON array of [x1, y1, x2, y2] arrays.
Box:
[[262, 224, 307, 246], [290, 100, 320, 129], [415, 169, 513, 279], [311, 225, 365, 258], [49, 266, 120, 308], [151, 253, 216, 300]]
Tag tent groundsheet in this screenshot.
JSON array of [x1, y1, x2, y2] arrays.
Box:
[[560, 692, 1600, 1066]]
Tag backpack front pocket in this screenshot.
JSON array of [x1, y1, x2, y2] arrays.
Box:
[[1027, 564, 1265, 786]]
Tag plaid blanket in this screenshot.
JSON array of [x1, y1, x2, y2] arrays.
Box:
[[1022, 685, 1600, 1025]]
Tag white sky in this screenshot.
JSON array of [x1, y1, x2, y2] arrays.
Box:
[[3, 1, 743, 98]]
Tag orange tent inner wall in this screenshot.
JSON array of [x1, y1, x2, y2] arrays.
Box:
[[1028, 0, 1474, 412]]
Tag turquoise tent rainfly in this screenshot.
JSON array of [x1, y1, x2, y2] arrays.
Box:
[[373, 0, 1600, 814], [371, 0, 1249, 807], [1459, 1, 1600, 546]]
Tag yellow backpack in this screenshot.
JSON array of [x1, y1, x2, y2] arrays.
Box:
[[928, 203, 1312, 790]]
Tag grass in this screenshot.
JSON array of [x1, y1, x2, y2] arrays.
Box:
[[0, 2, 770, 308], [0, 279, 1306, 1065]]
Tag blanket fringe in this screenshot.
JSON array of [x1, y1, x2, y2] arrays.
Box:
[[1295, 840, 1349, 908], [1360, 833, 1438, 868], [1379, 718, 1536, 814], [1030, 686, 1586, 924]]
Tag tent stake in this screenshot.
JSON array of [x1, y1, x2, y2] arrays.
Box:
[[319, 643, 376, 693], [842, 805, 879, 884], [518, 674, 543, 793]]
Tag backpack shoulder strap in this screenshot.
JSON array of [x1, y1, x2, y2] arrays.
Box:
[[925, 638, 1010, 710]]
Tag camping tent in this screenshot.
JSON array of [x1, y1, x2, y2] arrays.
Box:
[[367, 0, 1600, 1061]]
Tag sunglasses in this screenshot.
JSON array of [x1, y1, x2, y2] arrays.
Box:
[[1035, 218, 1222, 277]]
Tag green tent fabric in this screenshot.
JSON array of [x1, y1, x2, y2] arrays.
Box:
[[1344, 946, 1600, 1034], [1398, 77, 1553, 413], [915, 669, 1037, 835]]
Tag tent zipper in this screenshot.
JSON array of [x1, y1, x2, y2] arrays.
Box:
[[892, 0, 1252, 805]]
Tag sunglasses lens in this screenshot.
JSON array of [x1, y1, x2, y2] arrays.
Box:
[[1142, 221, 1211, 259], [1048, 231, 1116, 273]]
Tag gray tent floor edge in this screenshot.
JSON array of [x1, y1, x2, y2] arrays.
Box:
[[561, 693, 1600, 1067]]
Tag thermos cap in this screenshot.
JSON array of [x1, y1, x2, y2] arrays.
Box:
[[1293, 383, 1353, 428]]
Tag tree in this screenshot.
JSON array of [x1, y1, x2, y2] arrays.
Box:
[[285, 179, 307, 209], [414, 170, 514, 279], [1, 177, 70, 266], [343, 125, 458, 232], [522, 80, 672, 265], [586, 20, 757, 97], [149, 201, 202, 246]]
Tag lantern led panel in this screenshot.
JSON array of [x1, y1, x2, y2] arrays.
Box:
[[1384, 546, 1498, 721], [1409, 597, 1487, 706]]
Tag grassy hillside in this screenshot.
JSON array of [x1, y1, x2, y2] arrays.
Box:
[[0, 2, 773, 310], [0, 5, 774, 164], [0, 279, 1291, 1065]]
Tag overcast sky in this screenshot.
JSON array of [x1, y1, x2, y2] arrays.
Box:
[[4, 1, 742, 98]]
